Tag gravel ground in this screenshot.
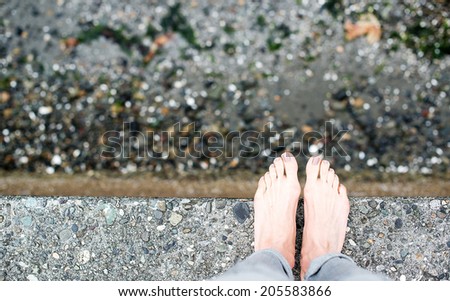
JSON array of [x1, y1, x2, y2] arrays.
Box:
[[0, 0, 449, 177], [0, 196, 449, 281]]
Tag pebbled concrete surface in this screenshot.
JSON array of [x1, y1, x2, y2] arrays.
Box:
[[0, 196, 449, 281]]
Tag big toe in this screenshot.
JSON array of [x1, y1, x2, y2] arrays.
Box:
[[306, 156, 321, 182], [281, 152, 298, 178]]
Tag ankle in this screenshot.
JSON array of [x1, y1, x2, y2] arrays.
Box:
[[279, 249, 295, 268]]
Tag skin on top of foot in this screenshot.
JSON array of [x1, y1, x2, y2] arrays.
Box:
[[300, 156, 350, 280], [253, 153, 350, 279], [253, 152, 300, 268]]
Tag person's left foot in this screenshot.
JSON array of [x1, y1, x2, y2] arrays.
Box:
[[254, 152, 301, 268]]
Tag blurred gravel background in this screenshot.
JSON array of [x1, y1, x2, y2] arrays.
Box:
[[0, 0, 449, 195]]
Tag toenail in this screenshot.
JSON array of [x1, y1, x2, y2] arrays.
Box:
[[283, 152, 293, 160], [312, 156, 320, 165]]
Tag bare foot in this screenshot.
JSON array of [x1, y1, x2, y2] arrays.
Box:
[[254, 152, 301, 268], [300, 157, 350, 280]]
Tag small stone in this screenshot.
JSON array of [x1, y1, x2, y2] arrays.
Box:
[[59, 229, 72, 241], [52, 252, 60, 259], [348, 239, 357, 246], [0, 215, 4, 223], [400, 249, 409, 259], [154, 210, 163, 220], [24, 197, 38, 207], [169, 212, 183, 226], [215, 200, 227, 209], [141, 231, 150, 242], [359, 206, 369, 214], [430, 199, 441, 210], [27, 274, 39, 281], [437, 211, 446, 219], [368, 200, 378, 209], [119, 216, 130, 224], [21, 216, 32, 227], [181, 199, 192, 210], [446, 241, 450, 248], [216, 244, 228, 253], [38, 106, 53, 115], [362, 242, 371, 249], [399, 275, 406, 281], [64, 207, 76, 217], [205, 202, 212, 213], [77, 249, 91, 264], [394, 218, 403, 229], [183, 204, 193, 210], [166, 202, 173, 210], [156, 201, 166, 212], [163, 241, 176, 252], [233, 202, 250, 224], [104, 206, 117, 226], [71, 224, 78, 232], [156, 225, 166, 231], [376, 265, 385, 272], [183, 228, 191, 233]]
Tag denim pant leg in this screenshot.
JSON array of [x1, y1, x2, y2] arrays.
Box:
[[305, 253, 389, 281], [212, 249, 294, 281]]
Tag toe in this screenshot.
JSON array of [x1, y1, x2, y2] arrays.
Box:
[[255, 176, 266, 197], [339, 183, 347, 196], [327, 168, 335, 184], [274, 157, 285, 178], [269, 164, 277, 182], [339, 184, 350, 212], [319, 160, 330, 182], [281, 152, 298, 179], [333, 174, 340, 190], [306, 156, 321, 182], [264, 172, 272, 188]]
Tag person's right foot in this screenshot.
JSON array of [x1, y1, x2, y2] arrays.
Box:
[[300, 157, 350, 280]]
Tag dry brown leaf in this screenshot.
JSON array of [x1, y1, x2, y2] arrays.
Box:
[[344, 13, 381, 44], [144, 33, 173, 63], [64, 37, 79, 48]]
